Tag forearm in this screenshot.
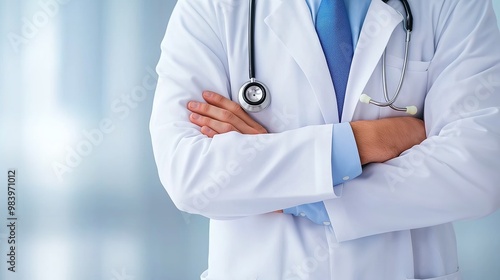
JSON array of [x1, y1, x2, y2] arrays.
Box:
[[350, 117, 425, 165]]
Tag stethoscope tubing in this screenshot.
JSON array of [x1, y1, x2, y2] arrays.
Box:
[[373, 31, 411, 112], [248, 0, 257, 80], [362, 0, 417, 115], [241, 0, 417, 114]]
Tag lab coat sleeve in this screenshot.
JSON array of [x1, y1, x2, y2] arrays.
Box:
[[325, 0, 500, 242], [150, 0, 337, 219]]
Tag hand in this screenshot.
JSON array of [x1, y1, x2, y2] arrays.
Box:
[[187, 91, 268, 138], [350, 117, 426, 165], [188, 92, 283, 213]]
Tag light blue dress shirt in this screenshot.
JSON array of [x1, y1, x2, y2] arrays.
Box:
[[283, 0, 371, 225]]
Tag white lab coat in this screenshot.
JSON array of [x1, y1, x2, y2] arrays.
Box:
[[150, 0, 500, 279]]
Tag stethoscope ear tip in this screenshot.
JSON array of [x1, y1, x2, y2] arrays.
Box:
[[359, 92, 418, 115], [406, 106, 418, 115], [359, 94, 372, 104]]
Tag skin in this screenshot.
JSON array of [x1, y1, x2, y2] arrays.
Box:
[[188, 91, 427, 165]]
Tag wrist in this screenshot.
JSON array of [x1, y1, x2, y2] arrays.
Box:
[[350, 120, 377, 165]]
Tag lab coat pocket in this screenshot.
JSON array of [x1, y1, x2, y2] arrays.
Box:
[[385, 55, 431, 72], [377, 55, 431, 119], [406, 269, 461, 280]]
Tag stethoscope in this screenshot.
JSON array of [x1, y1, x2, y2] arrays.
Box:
[[239, 0, 417, 115], [238, 0, 270, 112], [359, 0, 417, 115]]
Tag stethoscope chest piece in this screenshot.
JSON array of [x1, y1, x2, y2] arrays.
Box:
[[239, 78, 270, 112], [238, 0, 271, 113]]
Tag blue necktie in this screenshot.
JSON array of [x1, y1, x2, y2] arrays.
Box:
[[315, 0, 353, 120]]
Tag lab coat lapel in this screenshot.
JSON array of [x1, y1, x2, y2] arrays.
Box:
[[265, 0, 339, 124], [342, 0, 403, 122]]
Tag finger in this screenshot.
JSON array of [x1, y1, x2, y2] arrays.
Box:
[[200, 126, 217, 138], [189, 112, 240, 134], [188, 101, 257, 134], [202, 91, 267, 133]]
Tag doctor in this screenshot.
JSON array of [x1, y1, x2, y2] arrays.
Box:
[[150, 0, 500, 279]]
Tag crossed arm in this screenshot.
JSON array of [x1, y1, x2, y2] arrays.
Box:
[[186, 90, 426, 218], [187, 90, 426, 165]]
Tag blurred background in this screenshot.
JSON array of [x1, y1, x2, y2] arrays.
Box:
[[0, 1, 499, 279]]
